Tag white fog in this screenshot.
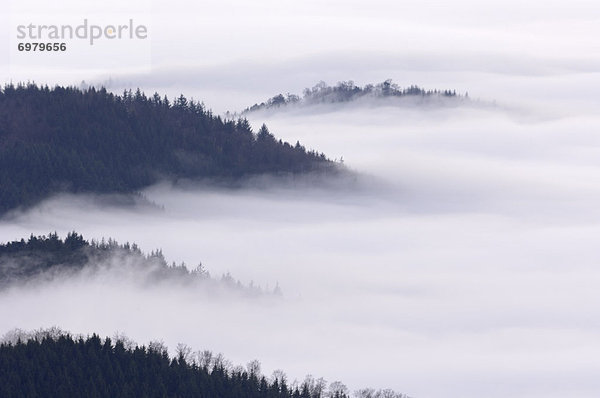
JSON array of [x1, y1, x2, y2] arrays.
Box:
[[2, 95, 600, 397], [2, 0, 600, 397]]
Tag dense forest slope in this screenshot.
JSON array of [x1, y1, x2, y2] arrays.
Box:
[[0, 84, 334, 214], [0, 329, 409, 398], [0, 232, 267, 296], [0, 331, 334, 398], [240, 80, 467, 114]]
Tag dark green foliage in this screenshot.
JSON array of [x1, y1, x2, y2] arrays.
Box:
[[0, 231, 153, 284], [0, 231, 93, 284], [0, 332, 347, 398], [0, 232, 261, 295], [0, 83, 333, 214], [243, 79, 464, 113]]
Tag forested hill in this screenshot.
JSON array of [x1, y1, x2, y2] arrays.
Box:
[[0, 83, 334, 214], [240, 80, 467, 114], [0, 331, 334, 398], [0, 232, 269, 296], [0, 329, 410, 398]]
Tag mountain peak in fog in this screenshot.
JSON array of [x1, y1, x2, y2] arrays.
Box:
[[239, 79, 469, 115], [0, 83, 339, 215]]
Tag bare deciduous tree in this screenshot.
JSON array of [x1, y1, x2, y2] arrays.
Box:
[[197, 350, 213, 370], [328, 381, 349, 397], [148, 340, 168, 355], [247, 359, 262, 378], [176, 343, 193, 364]]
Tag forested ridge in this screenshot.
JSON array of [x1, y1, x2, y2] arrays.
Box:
[[0, 234, 411, 397], [241, 80, 467, 114], [0, 329, 409, 398], [0, 83, 334, 214], [0, 232, 267, 295], [0, 331, 332, 398]]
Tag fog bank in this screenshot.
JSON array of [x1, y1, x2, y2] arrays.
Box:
[[1, 97, 600, 397], [2, 0, 600, 396]]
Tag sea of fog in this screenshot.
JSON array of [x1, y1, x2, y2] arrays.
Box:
[[1, 93, 600, 398], [2, 0, 600, 395]]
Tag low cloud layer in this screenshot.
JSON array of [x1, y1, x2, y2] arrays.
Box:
[[1, 92, 600, 397], [2, 0, 600, 397]]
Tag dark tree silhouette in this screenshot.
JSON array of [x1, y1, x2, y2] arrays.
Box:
[[242, 79, 465, 113], [0, 232, 268, 296], [0, 83, 335, 214], [0, 331, 352, 398]]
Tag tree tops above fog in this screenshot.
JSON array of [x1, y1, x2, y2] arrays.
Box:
[[0, 328, 410, 398], [0, 232, 272, 297], [241, 80, 466, 114], [0, 83, 335, 215], [1, 330, 324, 398]]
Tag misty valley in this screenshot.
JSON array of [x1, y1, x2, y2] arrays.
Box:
[[0, 83, 418, 397], [1, 69, 599, 398], [3, 1, 599, 397]]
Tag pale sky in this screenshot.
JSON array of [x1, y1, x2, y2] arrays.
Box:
[[2, 0, 599, 111]]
